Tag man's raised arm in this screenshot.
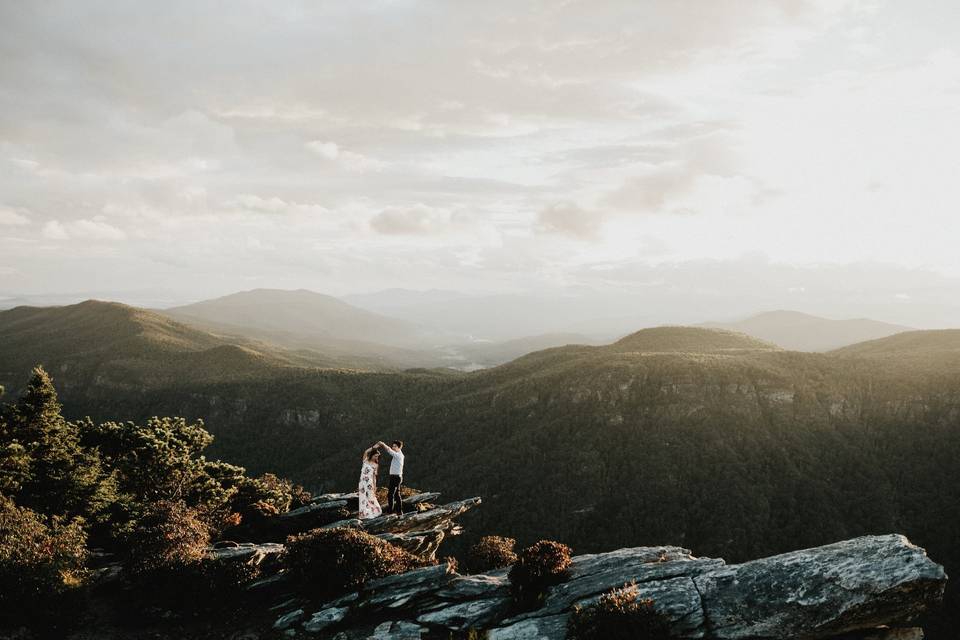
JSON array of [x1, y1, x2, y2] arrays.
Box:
[[377, 441, 396, 457]]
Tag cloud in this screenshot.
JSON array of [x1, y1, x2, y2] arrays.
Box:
[[305, 141, 340, 160], [536, 203, 604, 240], [0, 206, 30, 225], [42, 218, 126, 241], [231, 194, 289, 213], [41, 220, 68, 239], [370, 204, 451, 235], [2, 1, 960, 301], [305, 140, 386, 173]]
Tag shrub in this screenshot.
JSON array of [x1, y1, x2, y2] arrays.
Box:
[[285, 527, 427, 600], [509, 540, 572, 607], [0, 496, 89, 629], [467, 535, 518, 573], [567, 583, 673, 640], [125, 499, 210, 575], [178, 556, 263, 615]]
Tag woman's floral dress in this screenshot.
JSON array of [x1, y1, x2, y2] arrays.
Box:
[[358, 461, 382, 519]]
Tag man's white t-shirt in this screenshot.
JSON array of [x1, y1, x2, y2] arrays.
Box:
[[383, 447, 404, 476]]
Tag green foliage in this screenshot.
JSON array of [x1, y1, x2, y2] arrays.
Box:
[[467, 535, 518, 574], [284, 527, 427, 600], [0, 495, 88, 629], [509, 540, 572, 607], [80, 415, 215, 503], [0, 367, 112, 523], [125, 499, 210, 576], [77, 415, 277, 543], [231, 472, 309, 522], [567, 583, 672, 640]]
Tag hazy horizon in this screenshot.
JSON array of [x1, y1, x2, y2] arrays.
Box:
[[3, 2, 960, 328]]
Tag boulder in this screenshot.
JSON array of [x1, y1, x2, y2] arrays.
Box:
[[500, 545, 723, 631], [272, 609, 304, 630], [694, 534, 947, 639], [302, 606, 349, 633]]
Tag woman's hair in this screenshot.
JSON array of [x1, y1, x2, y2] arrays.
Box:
[[365, 448, 381, 461]]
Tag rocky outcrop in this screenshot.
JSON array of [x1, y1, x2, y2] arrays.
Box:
[[276, 491, 441, 534], [694, 535, 947, 639], [202, 494, 944, 639], [283, 533, 945, 639], [320, 496, 478, 536]]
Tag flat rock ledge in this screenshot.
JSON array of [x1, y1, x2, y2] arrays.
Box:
[[288, 534, 946, 640]]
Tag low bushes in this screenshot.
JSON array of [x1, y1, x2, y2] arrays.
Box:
[[567, 583, 673, 640], [0, 496, 89, 630], [285, 527, 427, 600], [123, 500, 267, 616], [467, 535, 518, 573], [509, 539, 572, 607], [125, 499, 210, 576]]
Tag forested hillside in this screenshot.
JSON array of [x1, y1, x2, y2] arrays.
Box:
[[2, 308, 959, 636]]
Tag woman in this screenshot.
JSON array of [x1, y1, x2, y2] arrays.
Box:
[[358, 446, 383, 519]]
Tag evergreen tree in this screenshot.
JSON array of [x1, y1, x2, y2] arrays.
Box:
[[0, 367, 110, 522]]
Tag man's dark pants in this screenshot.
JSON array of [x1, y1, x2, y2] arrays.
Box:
[[387, 474, 404, 515]]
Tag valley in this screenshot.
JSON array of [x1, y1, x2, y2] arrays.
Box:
[[3, 297, 959, 635]]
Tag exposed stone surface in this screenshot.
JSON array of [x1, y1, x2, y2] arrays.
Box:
[[488, 614, 569, 640], [202, 493, 944, 640], [281, 491, 440, 523], [695, 534, 947, 639], [302, 606, 349, 632], [293, 534, 945, 640], [321, 496, 480, 535], [377, 527, 446, 559], [501, 546, 723, 623], [205, 541, 284, 565], [417, 596, 512, 630], [369, 620, 427, 639], [272, 609, 304, 630]]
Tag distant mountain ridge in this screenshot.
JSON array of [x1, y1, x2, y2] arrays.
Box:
[[164, 288, 431, 347], [702, 310, 912, 352], [831, 329, 960, 361], [0, 300, 425, 395], [0, 300, 286, 393]]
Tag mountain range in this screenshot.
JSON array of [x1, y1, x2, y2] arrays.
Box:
[[702, 310, 912, 352], [1, 297, 959, 635]]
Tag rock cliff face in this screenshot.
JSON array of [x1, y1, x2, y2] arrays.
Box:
[[211, 493, 946, 640]]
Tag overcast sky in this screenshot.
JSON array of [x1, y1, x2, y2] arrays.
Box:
[[2, 1, 960, 323]]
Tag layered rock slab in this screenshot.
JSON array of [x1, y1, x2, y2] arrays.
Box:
[[695, 534, 947, 639], [295, 535, 946, 640]]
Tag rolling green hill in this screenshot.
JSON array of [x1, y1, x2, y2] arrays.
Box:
[[0, 300, 396, 396], [0, 301, 275, 388], [831, 329, 960, 361]]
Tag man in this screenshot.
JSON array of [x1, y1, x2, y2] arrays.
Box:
[[377, 440, 405, 515]]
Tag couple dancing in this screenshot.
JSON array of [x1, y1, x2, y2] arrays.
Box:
[[358, 440, 405, 519]]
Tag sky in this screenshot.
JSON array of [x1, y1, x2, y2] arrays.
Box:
[[2, 1, 960, 325]]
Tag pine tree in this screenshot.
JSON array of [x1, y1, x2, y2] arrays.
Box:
[[0, 367, 110, 521]]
